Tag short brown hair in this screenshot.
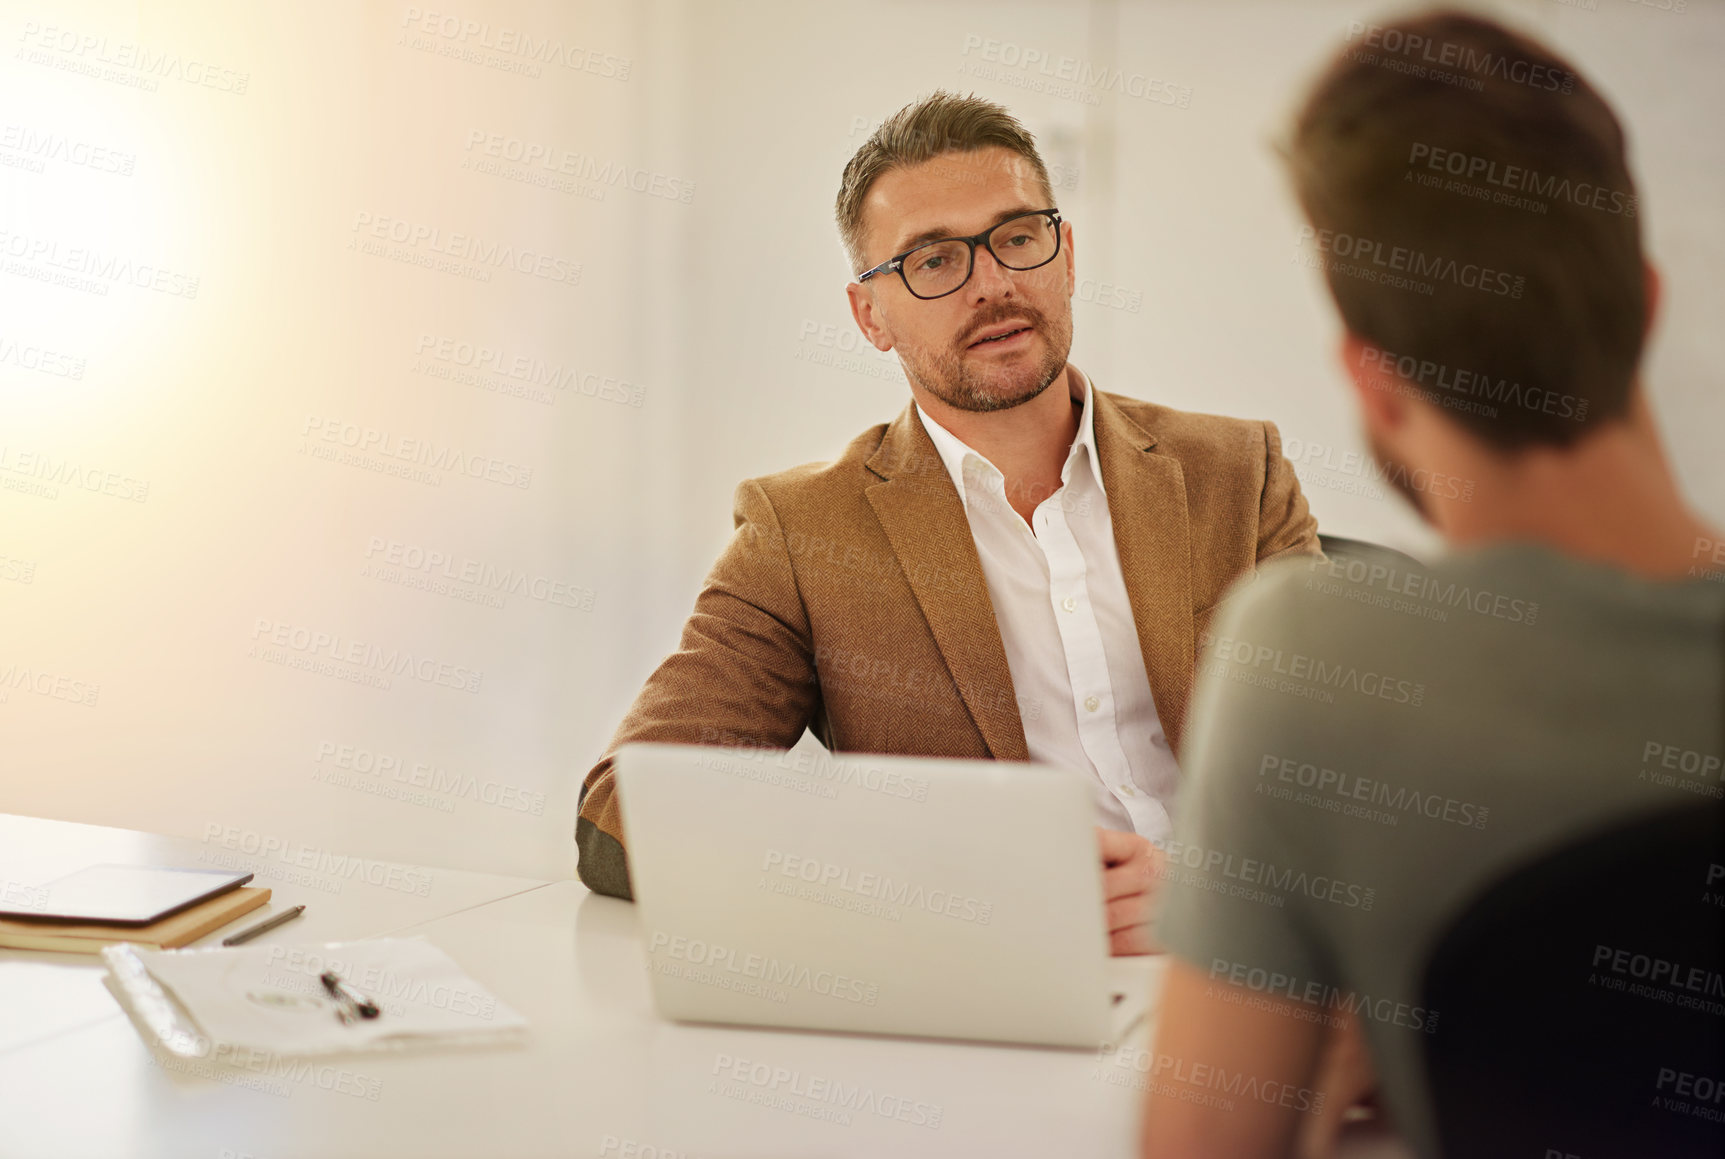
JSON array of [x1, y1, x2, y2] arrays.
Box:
[[836, 91, 1054, 276], [1286, 11, 1645, 449]]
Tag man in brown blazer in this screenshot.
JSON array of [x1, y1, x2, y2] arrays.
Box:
[[577, 93, 1320, 949]]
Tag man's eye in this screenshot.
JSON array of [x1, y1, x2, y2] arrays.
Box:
[[1001, 231, 1033, 248], [917, 254, 947, 272]]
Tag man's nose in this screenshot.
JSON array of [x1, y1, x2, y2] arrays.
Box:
[[967, 244, 1016, 300]]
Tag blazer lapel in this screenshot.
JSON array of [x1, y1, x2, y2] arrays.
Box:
[[1091, 389, 1197, 755], [864, 404, 1030, 762]]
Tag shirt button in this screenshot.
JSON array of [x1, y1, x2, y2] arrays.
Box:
[[1084, 695, 1100, 712], [1061, 595, 1077, 612], [1120, 784, 1137, 797]]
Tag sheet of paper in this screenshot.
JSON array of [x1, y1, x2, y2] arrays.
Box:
[[119, 936, 525, 1056]]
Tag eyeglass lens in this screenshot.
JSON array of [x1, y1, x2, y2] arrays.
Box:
[[902, 213, 1058, 298]]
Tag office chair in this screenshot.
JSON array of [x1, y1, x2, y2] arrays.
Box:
[[1418, 798, 1725, 1159], [1316, 533, 1424, 570]]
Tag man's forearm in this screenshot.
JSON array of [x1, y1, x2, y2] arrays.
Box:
[[572, 478, 822, 900]]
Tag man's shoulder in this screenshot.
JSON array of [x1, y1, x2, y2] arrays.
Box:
[[1100, 390, 1271, 463], [734, 420, 897, 512]]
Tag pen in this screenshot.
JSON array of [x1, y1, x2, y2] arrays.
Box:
[[221, 904, 306, 946], [321, 970, 381, 1021]]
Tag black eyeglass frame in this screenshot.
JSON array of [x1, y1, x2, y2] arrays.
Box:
[[854, 208, 1064, 300]]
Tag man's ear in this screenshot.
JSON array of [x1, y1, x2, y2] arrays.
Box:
[[1339, 331, 1404, 436], [1643, 260, 1662, 344], [845, 281, 894, 353], [1062, 219, 1076, 297]]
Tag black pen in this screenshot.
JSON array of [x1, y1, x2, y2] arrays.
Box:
[[221, 904, 306, 946], [321, 970, 381, 1021]]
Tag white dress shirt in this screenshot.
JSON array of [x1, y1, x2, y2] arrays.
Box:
[[913, 368, 1181, 841]]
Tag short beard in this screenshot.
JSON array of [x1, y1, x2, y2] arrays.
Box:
[[1367, 428, 1432, 520], [899, 300, 1074, 414]]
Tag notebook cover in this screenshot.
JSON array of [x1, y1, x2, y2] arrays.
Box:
[[0, 886, 272, 954]]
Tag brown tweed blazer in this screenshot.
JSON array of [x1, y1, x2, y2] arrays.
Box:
[[576, 382, 1320, 898]]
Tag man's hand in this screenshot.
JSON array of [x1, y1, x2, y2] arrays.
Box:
[[1098, 826, 1162, 956]]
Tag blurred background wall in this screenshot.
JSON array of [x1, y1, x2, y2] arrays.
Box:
[[3, 0, 1720, 881]]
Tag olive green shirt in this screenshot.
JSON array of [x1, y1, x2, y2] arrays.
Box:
[[1155, 542, 1725, 1158]]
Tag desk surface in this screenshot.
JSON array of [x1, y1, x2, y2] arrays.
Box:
[[0, 814, 1414, 1159], [0, 813, 549, 1058]]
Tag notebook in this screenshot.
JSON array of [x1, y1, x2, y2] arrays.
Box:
[[0, 887, 271, 954]]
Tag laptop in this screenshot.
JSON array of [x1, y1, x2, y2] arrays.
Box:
[[616, 742, 1154, 1049]]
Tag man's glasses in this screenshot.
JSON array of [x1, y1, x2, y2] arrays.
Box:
[[855, 209, 1062, 300]]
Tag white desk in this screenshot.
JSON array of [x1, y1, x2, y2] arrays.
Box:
[[0, 815, 1414, 1159], [0, 814, 550, 1059]]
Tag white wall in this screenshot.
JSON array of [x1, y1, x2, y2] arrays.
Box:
[[3, 0, 1719, 882]]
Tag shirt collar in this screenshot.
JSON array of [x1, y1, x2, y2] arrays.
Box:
[[913, 366, 1107, 510]]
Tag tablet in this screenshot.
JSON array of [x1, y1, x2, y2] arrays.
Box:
[[0, 864, 255, 925]]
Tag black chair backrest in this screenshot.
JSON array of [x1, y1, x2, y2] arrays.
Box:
[[1420, 799, 1725, 1159], [1317, 533, 1425, 571]]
